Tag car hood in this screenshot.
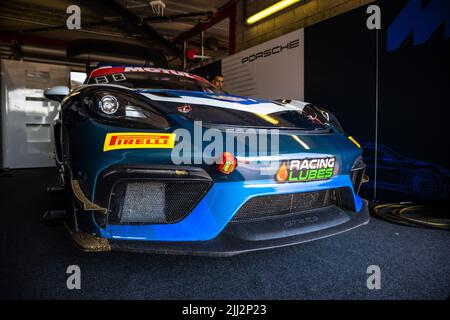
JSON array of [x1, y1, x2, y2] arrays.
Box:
[[135, 89, 309, 114], [132, 89, 362, 176]]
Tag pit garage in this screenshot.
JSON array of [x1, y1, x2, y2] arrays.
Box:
[[1, 0, 449, 301]]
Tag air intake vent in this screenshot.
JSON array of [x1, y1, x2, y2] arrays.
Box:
[[350, 157, 366, 194], [108, 180, 211, 224], [231, 189, 336, 222]]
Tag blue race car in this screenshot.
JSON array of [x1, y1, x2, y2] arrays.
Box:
[[44, 66, 369, 256]]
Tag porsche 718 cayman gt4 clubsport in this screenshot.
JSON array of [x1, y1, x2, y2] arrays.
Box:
[[44, 66, 369, 256]]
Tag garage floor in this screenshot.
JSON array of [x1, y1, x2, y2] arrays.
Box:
[[1, 168, 449, 300]]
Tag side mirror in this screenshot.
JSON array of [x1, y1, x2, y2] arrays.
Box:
[[44, 86, 70, 102]]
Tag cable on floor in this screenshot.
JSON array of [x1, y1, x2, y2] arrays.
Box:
[[371, 202, 450, 230]]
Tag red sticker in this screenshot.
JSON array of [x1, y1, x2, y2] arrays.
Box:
[[177, 105, 192, 113]]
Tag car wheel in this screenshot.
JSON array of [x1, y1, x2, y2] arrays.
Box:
[[408, 171, 441, 201]]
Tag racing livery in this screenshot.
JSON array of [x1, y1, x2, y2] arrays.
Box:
[[45, 66, 369, 256]]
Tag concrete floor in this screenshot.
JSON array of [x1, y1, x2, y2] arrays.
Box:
[[1, 168, 449, 299]]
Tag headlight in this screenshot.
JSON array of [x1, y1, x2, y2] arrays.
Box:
[[98, 95, 119, 114], [82, 88, 170, 130]]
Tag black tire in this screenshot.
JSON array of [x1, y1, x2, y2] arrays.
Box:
[[408, 171, 441, 202]]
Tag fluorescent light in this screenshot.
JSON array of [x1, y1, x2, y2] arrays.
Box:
[[246, 0, 302, 25]]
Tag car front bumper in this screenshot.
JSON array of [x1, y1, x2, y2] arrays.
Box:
[[107, 202, 370, 256], [94, 173, 364, 242]]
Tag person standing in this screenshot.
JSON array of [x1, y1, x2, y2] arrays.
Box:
[[212, 74, 225, 91]]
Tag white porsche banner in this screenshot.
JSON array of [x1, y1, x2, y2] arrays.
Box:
[[222, 29, 304, 100]]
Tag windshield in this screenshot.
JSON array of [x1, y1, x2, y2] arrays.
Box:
[[87, 69, 218, 93]]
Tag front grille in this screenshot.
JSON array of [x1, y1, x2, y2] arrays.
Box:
[[231, 189, 336, 222], [108, 180, 211, 224]]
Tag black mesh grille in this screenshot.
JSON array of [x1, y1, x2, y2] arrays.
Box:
[[231, 189, 336, 222], [108, 180, 211, 224]]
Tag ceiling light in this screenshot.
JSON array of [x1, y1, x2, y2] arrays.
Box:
[[246, 0, 302, 25]]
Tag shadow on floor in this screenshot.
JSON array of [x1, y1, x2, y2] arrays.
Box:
[[1, 168, 449, 299]]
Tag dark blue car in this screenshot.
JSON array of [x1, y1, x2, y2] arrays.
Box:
[[361, 142, 450, 201]]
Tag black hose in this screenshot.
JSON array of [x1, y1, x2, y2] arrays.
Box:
[[371, 202, 450, 230]]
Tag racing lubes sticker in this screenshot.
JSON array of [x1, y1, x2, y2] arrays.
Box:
[[103, 132, 176, 152], [275, 157, 336, 183]]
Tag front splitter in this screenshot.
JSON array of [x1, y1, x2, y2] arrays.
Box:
[[108, 201, 370, 257]]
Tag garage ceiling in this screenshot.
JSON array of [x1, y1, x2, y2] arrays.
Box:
[[0, 0, 231, 68]]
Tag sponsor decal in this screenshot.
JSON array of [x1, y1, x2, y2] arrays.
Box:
[[387, 0, 450, 52], [307, 112, 325, 125], [177, 105, 192, 113], [123, 67, 200, 80], [275, 157, 336, 183], [103, 132, 176, 151], [284, 215, 319, 228], [89, 67, 209, 83], [241, 39, 300, 64], [217, 152, 237, 174]]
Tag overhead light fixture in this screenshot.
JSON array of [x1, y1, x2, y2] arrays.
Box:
[[246, 0, 302, 25]]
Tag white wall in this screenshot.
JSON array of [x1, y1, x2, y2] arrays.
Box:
[[1, 59, 70, 168]]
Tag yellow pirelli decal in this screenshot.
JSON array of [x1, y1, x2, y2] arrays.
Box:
[[103, 132, 176, 152]]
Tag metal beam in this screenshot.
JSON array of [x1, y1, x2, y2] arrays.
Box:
[[0, 20, 115, 35], [172, 0, 238, 45], [0, 34, 66, 48], [102, 0, 181, 56], [145, 11, 213, 23]]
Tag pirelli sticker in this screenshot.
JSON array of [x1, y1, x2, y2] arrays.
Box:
[[103, 132, 176, 152]]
